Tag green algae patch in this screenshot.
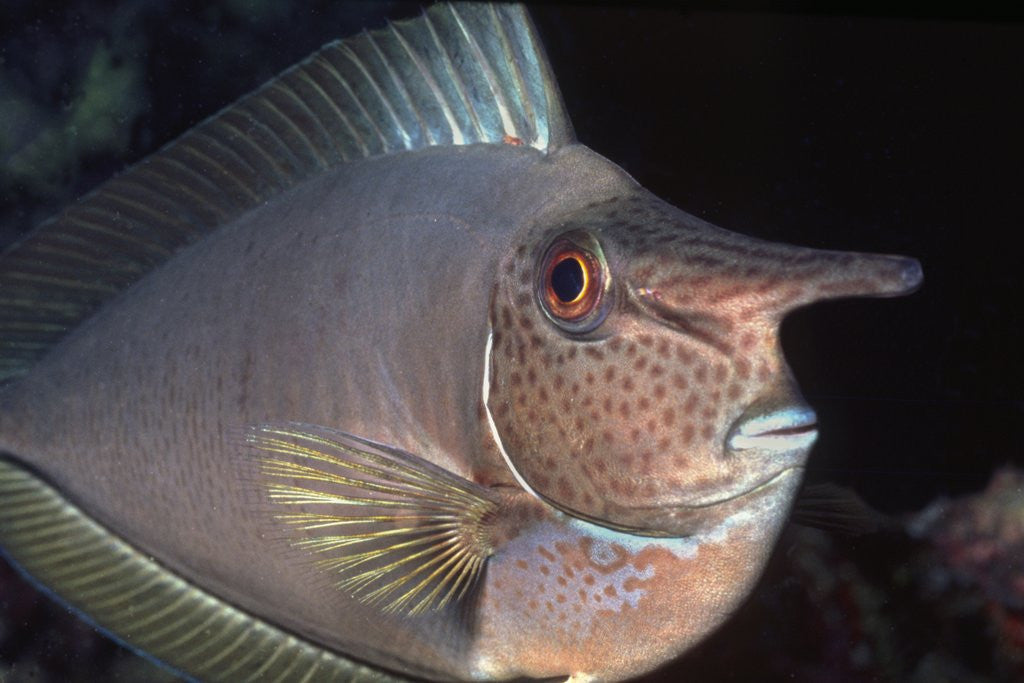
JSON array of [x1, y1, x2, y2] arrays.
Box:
[[1, 42, 145, 197]]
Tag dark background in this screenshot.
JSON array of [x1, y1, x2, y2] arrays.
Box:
[[0, 2, 1021, 681]]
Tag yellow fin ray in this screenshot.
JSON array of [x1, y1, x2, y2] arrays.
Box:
[[244, 422, 499, 616]]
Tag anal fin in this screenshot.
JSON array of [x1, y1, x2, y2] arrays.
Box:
[[0, 456, 404, 682], [244, 423, 501, 616]]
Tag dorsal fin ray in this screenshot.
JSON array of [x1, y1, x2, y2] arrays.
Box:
[[0, 3, 572, 382]]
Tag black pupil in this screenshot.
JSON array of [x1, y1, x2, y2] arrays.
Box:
[[551, 257, 585, 303]]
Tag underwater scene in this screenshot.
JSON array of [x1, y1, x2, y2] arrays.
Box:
[[0, 2, 1021, 681]]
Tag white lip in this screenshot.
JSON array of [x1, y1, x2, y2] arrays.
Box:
[[728, 406, 818, 451]]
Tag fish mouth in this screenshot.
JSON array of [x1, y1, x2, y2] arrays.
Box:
[[727, 405, 818, 452]]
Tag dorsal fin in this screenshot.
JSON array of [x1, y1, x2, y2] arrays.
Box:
[[0, 3, 572, 382]]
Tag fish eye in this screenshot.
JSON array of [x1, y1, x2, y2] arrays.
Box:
[[550, 253, 587, 304], [538, 233, 610, 332]]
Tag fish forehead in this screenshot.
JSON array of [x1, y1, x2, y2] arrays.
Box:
[[553, 193, 871, 318]]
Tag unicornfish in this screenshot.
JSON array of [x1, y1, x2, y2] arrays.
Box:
[[0, 3, 922, 681]]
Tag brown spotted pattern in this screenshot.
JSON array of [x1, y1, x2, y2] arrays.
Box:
[[486, 190, 920, 535]]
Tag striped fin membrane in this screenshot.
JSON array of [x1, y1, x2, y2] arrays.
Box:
[[245, 423, 500, 616]]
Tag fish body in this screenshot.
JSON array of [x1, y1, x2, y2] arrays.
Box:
[[0, 4, 921, 681]]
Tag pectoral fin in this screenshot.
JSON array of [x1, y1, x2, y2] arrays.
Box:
[[243, 423, 500, 616], [791, 482, 895, 537]]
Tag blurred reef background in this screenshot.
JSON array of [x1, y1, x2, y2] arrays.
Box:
[[1, 2, 1022, 681]]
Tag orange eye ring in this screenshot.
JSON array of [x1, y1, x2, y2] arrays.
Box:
[[539, 236, 609, 331]]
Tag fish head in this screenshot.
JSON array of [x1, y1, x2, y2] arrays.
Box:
[[486, 189, 921, 537]]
